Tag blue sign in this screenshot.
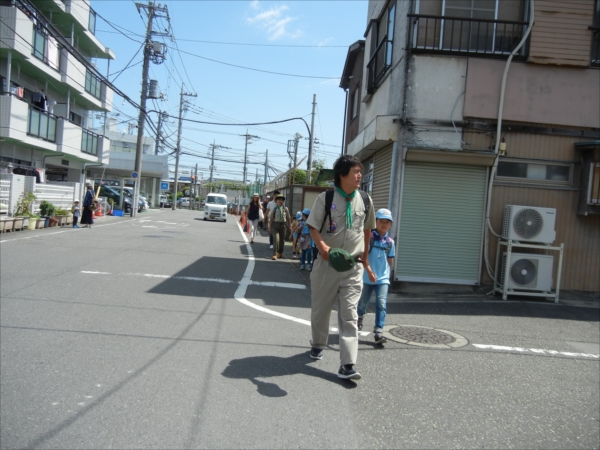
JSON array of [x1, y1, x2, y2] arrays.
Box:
[[131, 171, 138, 179], [160, 182, 169, 190]]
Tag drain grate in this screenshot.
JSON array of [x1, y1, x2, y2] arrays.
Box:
[[389, 326, 456, 345]]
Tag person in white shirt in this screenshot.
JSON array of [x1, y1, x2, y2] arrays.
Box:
[[265, 191, 280, 249]]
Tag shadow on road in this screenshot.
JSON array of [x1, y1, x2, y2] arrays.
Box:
[[221, 352, 357, 397]]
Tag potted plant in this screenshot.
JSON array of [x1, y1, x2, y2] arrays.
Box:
[[13, 192, 36, 231], [26, 214, 41, 230], [39, 200, 56, 227], [54, 208, 68, 226]]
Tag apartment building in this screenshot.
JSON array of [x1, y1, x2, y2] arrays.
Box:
[[0, 0, 113, 183], [340, 0, 600, 292]]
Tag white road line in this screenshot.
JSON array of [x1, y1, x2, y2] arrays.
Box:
[[80, 271, 306, 289], [472, 344, 599, 359], [0, 219, 141, 243]]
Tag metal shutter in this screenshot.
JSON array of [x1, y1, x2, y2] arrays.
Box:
[[395, 162, 487, 285], [372, 146, 393, 210]]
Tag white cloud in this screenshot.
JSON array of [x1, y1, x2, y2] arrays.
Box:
[[247, 3, 302, 40], [317, 38, 334, 47]]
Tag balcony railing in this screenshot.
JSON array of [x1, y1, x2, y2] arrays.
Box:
[[81, 129, 100, 155], [367, 36, 393, 94], [28, 106, 57, 142], [408, 14, 529, 58]]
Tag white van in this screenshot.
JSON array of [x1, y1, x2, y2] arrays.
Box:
[[203, 193, 228, 222]]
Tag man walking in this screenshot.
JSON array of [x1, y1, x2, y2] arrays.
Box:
[[268, 194, 292, 260], [306, 155, 376, 380], [266, 191, 279, 249]]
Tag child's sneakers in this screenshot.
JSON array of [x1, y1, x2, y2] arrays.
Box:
[[307, 264, 312, 272], [357, 316, 363, 331], [293, 252, 298, 259], [374, 332, 387, 345], [299, 265, 305, 270]]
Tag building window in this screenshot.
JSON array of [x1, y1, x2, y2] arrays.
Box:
[[587, 163, 600, 204], [89, 9, 97, 35], [85, 70, 102, 99], [496, 159, 573, 185], [350, 90, 358, 120], [592, 0, 600, 67], [361, 159, 374, 194], [81, 129, 99, 155], [366, 1, 395, 94], [32, 28, 46, 62]]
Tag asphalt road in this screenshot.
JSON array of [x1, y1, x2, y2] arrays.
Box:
[[1, 209, 598, 449]]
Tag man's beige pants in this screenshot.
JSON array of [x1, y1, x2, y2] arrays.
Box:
[[310, 256, 363, 366]]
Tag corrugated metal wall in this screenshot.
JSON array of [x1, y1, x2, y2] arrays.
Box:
[[372, 146, 393, 210], [529, 0, 595, 67], [464, 130, 600, 292]]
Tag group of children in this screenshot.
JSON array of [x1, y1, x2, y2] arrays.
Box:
[[291, 206, 396, 345], [291, 209, 317, 271]]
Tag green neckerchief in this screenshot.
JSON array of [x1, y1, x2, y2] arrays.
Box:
[[336, 187, 356, 230]]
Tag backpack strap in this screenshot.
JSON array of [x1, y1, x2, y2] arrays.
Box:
[[320, 189, 371, 233], [320, 190, 335, 233], [369, 230, 392, 255]]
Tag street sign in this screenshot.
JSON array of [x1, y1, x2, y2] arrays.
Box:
[[131, 171, 138, 179], [160, 182, 169, 190]]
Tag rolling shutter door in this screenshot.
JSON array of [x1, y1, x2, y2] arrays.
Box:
[[371, 146, 393, 210], [395, 162, 487, 285]]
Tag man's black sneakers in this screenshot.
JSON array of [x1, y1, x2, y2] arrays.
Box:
[[309, 347, 323, 360], [338, 364, 361, 380]]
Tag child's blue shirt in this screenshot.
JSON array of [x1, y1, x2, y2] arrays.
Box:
[[364, 230, 395, 285]]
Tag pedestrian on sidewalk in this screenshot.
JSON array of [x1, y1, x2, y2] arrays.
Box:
[[296, 208, 313, 270], [259, 195, 270, 229], [266, 192, 279, 250], [268, 194, 292, 260], [72, 200, 81, 228], [246, 193, 263, 244], [306, 154, 375, 381], [357, 208, 396, 346], [80, 183, 95, 228]]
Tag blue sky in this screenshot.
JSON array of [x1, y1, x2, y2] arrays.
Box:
[[91, 0, 369, 183]]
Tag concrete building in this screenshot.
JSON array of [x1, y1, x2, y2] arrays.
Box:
[[89, 118, 168, 208], [1, 0, 114, 184], [341, 0, 600, 292]]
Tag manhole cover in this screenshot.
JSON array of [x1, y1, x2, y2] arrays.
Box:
[[383, 325, 468, 348], [390, 326, 456, 344]]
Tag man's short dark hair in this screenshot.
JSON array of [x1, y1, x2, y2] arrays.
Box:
[[333, 155, 362, 187], [274, 190, 280, 195]]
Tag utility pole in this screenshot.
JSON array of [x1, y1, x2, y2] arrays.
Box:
[[133, 1, 170, 217], [154, 111, 166, 155], [240, 130, 260, 186], [306, 94, 316, 185], [172, 86, 197, 210], [209, 140, 216, 183], [263, 149, 268, 186], [194, 163, 198, 210]]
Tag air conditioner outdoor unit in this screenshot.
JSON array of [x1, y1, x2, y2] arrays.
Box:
[[500, 252, 554, 292], [502, 205, 556, 244]]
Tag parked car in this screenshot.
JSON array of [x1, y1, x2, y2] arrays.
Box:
[[123, 188, 148, 211], [98, 186, 135, 212], [159, 195, 172, 208], [177, 197, 190, 208], [203, 193, 228, 222]]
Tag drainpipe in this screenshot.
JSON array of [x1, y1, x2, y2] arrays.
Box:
[[5, 51, 11, 93], [483, 0, 535, 282], [341, 88, 348, 156]]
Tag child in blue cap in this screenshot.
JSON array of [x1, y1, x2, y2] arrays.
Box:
[[295, 208, 313, 271], [357, 208, 396, 345]]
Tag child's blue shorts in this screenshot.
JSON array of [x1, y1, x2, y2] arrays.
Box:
[[292, 232, 298, 239]]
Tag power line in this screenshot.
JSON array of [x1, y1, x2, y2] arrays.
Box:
[[176, 48, 339, 79]]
